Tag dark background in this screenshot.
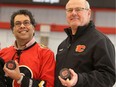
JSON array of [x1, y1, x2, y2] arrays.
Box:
[[0, 0, 115, 9]]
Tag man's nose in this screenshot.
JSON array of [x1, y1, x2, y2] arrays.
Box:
[[20, 23, 25, 27], [72, 9, 77, 14]]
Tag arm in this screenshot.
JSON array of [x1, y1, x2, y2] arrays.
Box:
[[0, 58, 6, 87], [21, 76, 46, 87], [3, 60, 47, 87], [59, 38, 115, 87], [21, 49, 56, 87], [75, 38, 115, 87], [38, 49, 56, 87]]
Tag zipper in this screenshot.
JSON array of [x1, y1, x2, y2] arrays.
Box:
[[67, 44, 71, 49]]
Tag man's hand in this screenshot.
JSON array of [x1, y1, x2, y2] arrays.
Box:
[[3, 60, 22, 81], [58, 68, 78, 87]]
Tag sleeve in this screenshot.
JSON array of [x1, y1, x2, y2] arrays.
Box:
[[0, 58, 7, 87], [21, 76, 46, 87], [21, 49, 56, 87], [75, 38, 115, 87]]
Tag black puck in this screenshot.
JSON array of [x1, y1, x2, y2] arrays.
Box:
[[59, 68, 71, 80], [6, 60, 16, 70]]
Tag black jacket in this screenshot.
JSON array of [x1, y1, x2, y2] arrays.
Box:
[[55, 21, 115, 87]]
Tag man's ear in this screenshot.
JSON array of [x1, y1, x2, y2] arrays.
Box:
[[11, 27, 15, 34], [33, 29, 35, 36], [32, 25, 35, 36], [88, 9, 91, 19]]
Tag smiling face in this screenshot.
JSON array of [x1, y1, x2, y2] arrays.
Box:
[[65, 0, 91, 30], [13, 14, 34, 42]]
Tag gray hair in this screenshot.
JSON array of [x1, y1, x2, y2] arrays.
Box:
[[85, 1, 90, 9]]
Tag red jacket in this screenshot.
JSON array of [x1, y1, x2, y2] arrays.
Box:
[[0, 42, 56, 87]]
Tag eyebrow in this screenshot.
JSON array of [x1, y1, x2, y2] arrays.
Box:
[[15, 20, 30, 22]]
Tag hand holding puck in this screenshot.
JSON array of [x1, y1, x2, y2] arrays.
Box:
[[59, 68, 71, 80], [6, 60, 16, 70]]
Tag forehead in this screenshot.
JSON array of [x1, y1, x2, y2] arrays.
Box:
[[14, 14, 30, 22], [66, 0, 86, 8]]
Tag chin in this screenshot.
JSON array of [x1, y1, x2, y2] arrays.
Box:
[[19, 36, 29, 39], [71, 23, 80, 27]]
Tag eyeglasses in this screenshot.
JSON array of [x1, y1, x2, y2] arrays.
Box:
[[66, 7, 89, 13], [14, 20, 31, 27]]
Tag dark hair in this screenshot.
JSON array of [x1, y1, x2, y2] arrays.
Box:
[[10, 9, 36, 29]]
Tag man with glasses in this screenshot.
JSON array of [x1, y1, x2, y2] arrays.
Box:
[[0, 9, 55, 87], [55, 0, 115, 87]]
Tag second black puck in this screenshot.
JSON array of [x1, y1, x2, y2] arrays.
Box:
[[59, 68, 71, 80]]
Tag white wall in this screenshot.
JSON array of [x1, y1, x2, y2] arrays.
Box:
[[0, 6, 67, 25], [0, 6, 116, 27], [95, 11, 116, 27]]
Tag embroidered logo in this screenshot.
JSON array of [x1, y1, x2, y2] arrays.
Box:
[[38, 80, 45, 87], [40, 44, 48, 48], [75, 45, 86, 52]]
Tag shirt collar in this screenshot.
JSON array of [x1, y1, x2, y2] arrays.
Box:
[[14, 38, 36, 50]]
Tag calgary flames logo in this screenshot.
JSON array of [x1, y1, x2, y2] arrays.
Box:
[[75, 45, 86, 52]]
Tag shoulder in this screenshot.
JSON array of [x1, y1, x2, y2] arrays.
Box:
[[35, 44, 55, 60], [0, 46, 14, 61], [36, 43, 49, 50], [36, 43, 53, 53], [39, 44, 48, 49], [0, 46, 14, 53]]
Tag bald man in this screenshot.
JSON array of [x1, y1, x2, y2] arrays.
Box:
[[54, 0, 115, 87]]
